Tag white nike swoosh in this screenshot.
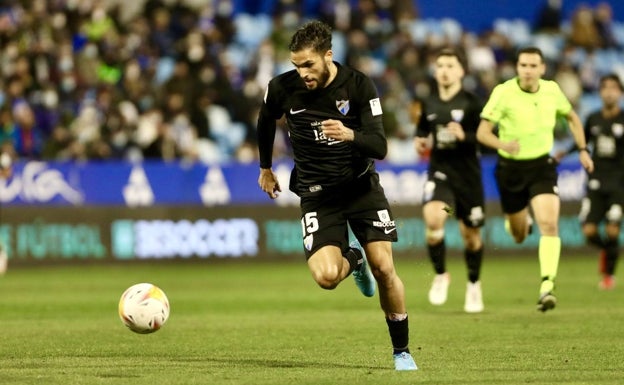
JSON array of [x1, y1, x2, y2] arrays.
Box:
[[290, 108, 306, 114], [384, 227, 396, 234]]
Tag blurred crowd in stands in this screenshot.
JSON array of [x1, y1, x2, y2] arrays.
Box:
[[0, 0, 622, 166]]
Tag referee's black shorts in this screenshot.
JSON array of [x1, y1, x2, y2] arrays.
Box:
[[494, 154, 558, 214]]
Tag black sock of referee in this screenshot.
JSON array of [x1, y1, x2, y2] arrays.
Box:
[[386, 315, 410, 355], [428, 240, 446, 274], [465, 246, 484, 283], [343, 247, 363, 275]]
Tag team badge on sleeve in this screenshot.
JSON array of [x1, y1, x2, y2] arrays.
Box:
[[369, 98, 382, 116], [336, 100, 350, 115]]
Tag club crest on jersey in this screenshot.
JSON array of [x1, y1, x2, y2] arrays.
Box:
[[612, 123, 624, 137], [450, 109, 464, 122], [336, 100, 350, 115]]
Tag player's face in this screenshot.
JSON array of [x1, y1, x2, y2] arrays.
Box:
[[599, 79, 623, 108], [434, 55, 464, 88], [290, 48, 332, 90], [516, 53, 545, 91]]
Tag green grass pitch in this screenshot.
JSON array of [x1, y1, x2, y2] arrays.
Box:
[[0, 254, 622, 385]]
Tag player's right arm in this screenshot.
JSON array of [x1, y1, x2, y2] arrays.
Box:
[[257, 80, 283, 199]]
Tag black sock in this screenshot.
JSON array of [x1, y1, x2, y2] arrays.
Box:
[[465, 247, 483, 283], [587, 233, 605, 248], [386, 316, 410, 355], [604, 237, 619, 275], [428, 240, 446, 274], [344, 247, 363, 275]]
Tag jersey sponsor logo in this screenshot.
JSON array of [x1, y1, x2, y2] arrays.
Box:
[[369, 98, 382, 116], [336, 100, 350, 115], [373, 209, 396, 229], [290, 108, 306, 114]]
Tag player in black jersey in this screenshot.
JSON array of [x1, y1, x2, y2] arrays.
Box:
[[413, 48, 485, 313], [256, 21, 417, 371], [577, 74, 624, 290]]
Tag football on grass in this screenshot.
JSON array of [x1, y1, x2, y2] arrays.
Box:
[[118, 283, 170, 334]]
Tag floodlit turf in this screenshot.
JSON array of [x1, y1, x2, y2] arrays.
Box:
[[0, 254, 622, 385]]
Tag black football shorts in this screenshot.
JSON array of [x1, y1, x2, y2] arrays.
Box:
[[494, 155, 558, 214], [422, 172, 485, 228], [299, 172, 397, 259]]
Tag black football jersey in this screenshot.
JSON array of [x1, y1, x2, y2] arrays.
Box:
[[416, 89, 483, 182], [584, 109, 624, 185], [257, 63, 387, 196]]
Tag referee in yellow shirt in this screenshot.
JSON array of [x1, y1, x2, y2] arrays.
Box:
[[477, 46, 594, 312]]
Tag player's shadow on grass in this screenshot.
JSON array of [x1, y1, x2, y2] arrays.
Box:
[[189, 357, 385, 370]]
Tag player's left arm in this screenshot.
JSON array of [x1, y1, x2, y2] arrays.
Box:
[[454, 96, 483, 143], [448, 113, 479, 143], [321, 76, 386, 159], [565, 109, 594, 173]]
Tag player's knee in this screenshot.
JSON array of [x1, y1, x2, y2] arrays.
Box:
[[511, 229, 526, 244], [310, 268, 341, 290], [425, 228, 445, 244], [316, 279, 339, 290], [370, 260, 395, 284], [464, 237, 482, 251], [538, 221, 557, 236]]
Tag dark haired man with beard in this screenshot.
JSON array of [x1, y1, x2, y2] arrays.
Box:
[[256, 21, 417, 371]]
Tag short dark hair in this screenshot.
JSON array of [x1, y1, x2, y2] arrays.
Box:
[[516, 46, 544, 63], [599, 73, 624, 91], [288, 21, 332, 54], [436, 47, 468, 72]]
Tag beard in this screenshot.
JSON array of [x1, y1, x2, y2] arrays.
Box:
[[305, 62, 331, 90]]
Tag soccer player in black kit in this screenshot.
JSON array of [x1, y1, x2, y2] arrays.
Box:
[[577, 73, 624, 290], [256, 21, 417, 371], [413, 48, 486, 313]]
